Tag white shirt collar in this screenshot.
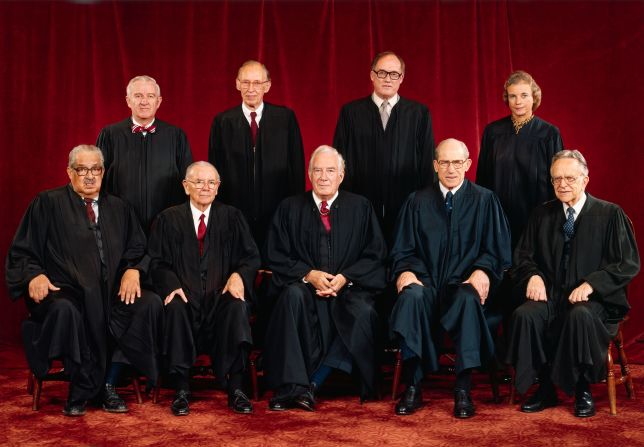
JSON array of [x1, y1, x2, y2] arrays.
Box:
[[312, 191, 339, 210], [189, 202, 212, 234], [132, 117, 155, 128], [439, 180, 464, 199], [372, 92, 399, 109], [562, 192, 587, 221], [242, 102, 264, 124]]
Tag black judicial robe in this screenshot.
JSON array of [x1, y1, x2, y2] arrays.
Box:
[[97, 118, 193, 233], [208, 103, 305, 253], [389, 181, 512, 372], [333, 96, 435, 242], [5, 185, 159, 398], [264, 191, 387, 394], [148, 201, 260, 377], [509, 195, 639, 394], [476, 115, 563, 249]]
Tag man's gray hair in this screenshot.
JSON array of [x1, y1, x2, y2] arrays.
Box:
[[551, 150, 589, 176], [126, 75, 161, 96], [237, 60, 271, 81], [185, 161, 221, 181], [434, 138, 469, 160], [308, 145, 345, 174], [68, 144, 104, 168]]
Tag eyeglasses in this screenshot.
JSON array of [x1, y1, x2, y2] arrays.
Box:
[[551, 176, 582, 186], [238, 80, 269, 89], [436, 160, 467, 170], [72, 166, 103, 176], [185, 179, 220, 189], [372, 69, 403, 80]]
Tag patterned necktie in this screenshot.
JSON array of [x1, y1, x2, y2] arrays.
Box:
[[320, 200, 331, 232], [380, 100, 390, 130], [131, 124, 156, 134], [84, 198, 96, 224], [250, 111, 258, 147], [197, 214, 206, 255], [445, 191, 453, 215], [563, 207, 576, 241]]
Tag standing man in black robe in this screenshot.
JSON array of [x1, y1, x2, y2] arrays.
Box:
[[390, 138, 511, 418], [148, 161, 260, 416], [5, 144, 162, 416], [333, 51, 435, 245], [97, 75, 193, 233], [507, 150, 639, 418], [208, 60, 305, 253], [263, 146, 387, 412]]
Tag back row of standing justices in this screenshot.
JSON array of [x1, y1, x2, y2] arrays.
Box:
[[7, 52, 638, 418]]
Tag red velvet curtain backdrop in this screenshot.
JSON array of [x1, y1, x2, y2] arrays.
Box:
[[1, 0, 643, 344]]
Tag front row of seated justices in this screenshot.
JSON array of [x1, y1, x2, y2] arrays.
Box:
[[6, 142, 639, 419]]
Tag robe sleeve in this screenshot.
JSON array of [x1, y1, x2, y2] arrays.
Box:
[[583, 208, 640, 303], [147, 213, 183, 298], [512, 210, 548, 293], [287, 110, 305, 196], [390, 193, 431, 283], [469, 193, 512, 284], [418, 106, 436, 184], [208, 115, 224, 175], [176, 129, 193, 179], [120, 203, 150, 276], [332, 106, 354, 191], [339, 204, 387, 291], [96, 127, 113, 175], [536, 128, 563, 205], [265, 202, 314, 288], [229, 209, 261, 294], [475, 126, 494, 190], [5, 194, 50, 300]]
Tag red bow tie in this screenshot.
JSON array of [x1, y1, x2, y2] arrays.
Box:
[[131, 124, 156, 134]]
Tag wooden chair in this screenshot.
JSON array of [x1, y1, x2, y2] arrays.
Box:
[[606, 317, 635, 415]]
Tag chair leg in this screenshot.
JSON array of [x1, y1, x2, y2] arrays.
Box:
[[392, 350, 402, 401], [32, 378, 43, 411], [508, 369, 516, 405], [27, 372, 34, 395], [153, 377, 161, 404], [131, 376, 143, 404], [606, 344, 617, 416], [249, 355, 259, 401], [615, 328, 636, 399]]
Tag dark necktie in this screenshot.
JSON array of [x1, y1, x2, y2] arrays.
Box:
[[131, 124, 156, 134], [563, 207, 575, 241], [445, 191, 453, 215], [320, 200, 331, 232], [197, 214, 206, 255], [84, 198, 96, 224], [250, 111, 258, 147]]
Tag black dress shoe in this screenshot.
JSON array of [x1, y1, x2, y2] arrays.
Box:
[[171, 390, 190, 416], [63, 400, 86, 417], [521, 385, 558, 413], [453, 388, 475, 418], [293, 387, 316, 412], [228, 389, 253, 414], [268, 396, 293, 411], [102, 383, 128, 413], [574, 390, 596, 418], [395, 385, 422, 415]]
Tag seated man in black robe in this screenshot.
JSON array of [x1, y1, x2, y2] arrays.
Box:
[[390, 138, 511, 418], [5, 144, 162, 416], [148, 161, 260, 416], [507, 150, 640, 417], [263, 146, 387, 411]]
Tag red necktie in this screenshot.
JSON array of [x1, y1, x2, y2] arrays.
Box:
[[84, 198, 96, 224], [320, 201, 331, 232], [250, 111, 258, 147], [131, 124, 156, 134], [197, 214, 206, 255]]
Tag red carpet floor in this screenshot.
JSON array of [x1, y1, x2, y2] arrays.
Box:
[[1, 342, 643, 447]]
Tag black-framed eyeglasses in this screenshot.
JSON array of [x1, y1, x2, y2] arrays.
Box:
[[372, 69, 402, 80], [185, 179, 221, 189], [551, 176, 582, 186], [238, 80, 269, 89], [437, 160, 467, 170], [72, 166, 103, 176]]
